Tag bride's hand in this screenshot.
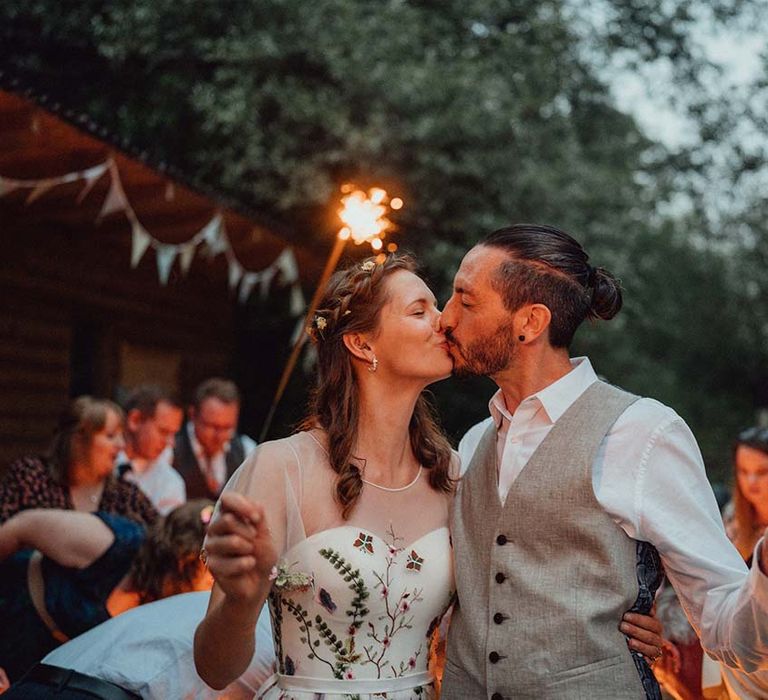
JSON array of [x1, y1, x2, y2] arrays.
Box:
[[203, 491, 277, 604]]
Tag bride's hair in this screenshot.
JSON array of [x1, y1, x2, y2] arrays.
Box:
[[300, 253, 454, 519]]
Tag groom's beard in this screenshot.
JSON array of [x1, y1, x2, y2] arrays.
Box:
[[447, 323, 519, 377]]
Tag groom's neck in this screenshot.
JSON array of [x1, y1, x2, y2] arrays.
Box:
[[492, 346, 573, 415]]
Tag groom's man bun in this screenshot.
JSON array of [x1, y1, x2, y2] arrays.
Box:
[[479, 223, 623, 348]]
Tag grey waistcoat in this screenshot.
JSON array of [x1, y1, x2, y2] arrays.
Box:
[[443, 381, 653, 700]]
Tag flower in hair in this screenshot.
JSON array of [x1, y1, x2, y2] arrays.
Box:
[[315, 316, 327, 330], [361, 260, 376, 272]]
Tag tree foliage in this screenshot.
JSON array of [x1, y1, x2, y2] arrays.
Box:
[[2, 0, 766, 477]]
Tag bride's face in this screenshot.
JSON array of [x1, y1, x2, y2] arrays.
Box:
[[370, 270, 453, 383]]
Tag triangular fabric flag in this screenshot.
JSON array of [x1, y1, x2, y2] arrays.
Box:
[[0, 177, 20, 197], [259, 266, 277, 301], [179, 243, 196, 275], [200, 214, 227, 256], [130, 222, 152, 268], [99, 172, 128, 219], [25, 181, 55, 205], [289, 283, 306, 317], [76, 163, 109, 203], [291, 316, 307, 344], [275, 248, 299, 284], [238, 272, 259, 303], [227, 255, 244, 290], [156, 245, 178, 285]]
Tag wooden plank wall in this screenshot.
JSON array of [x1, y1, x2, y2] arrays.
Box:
[[0, 206, 238, 473]]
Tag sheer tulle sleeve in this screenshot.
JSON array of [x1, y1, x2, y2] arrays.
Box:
[[217, 436, 307, 560]]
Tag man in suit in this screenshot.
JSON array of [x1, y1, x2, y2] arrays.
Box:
[[118, 384, 185, 514], [174, 378, 256, 499], [439, 224, 768, 699]]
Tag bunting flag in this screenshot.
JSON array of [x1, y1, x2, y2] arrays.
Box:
[[259, 266, 278, 301], [275, 248, 299, 284], [76, 164, 108, 203], [98, 163, 129, 219], [238, 272, 259, 303], [130, 221, 152, 268], [226, 251, 244, 290], [0, 179, 19, 197], [25, 181, 56, 205], [155, 245, 178, 285], [178, 242, 196, 276], [290, 283, 306, 317], [0, 156, 306, 310]]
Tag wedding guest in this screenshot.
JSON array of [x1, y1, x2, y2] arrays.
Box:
[[726, 426, 768, 563], [0, 396, 156, 527], [174, 378, 256, 500], [118, 385, 186, 514], [0, 499, 213, 683], [5, 592, 276, 700]]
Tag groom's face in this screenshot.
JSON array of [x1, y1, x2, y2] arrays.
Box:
[[441, 246, 519, 377]]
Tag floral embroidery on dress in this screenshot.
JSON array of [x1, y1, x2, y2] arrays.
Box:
[[353, 532, 375, 554], [270, 561, 315, 593], [405, 550, 423, 572]]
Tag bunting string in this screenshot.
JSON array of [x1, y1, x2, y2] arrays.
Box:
[[0, 157, 304, 312]]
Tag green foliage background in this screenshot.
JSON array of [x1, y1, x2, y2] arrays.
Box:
[[2, 0, 767, 479]]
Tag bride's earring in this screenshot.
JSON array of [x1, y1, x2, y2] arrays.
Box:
[[368, 355, 378, 372]]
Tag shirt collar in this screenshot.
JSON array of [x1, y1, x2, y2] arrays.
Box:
[[187, 420, 230, 460], [488, 356, 598, 427]]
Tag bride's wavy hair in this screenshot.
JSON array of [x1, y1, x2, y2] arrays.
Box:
[[300, 253, 453, 519]]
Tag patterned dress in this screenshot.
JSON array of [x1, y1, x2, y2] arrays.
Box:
[[261, 526, 454, 699], [0, 455, 157, 526], [219, 431, 456, 700]]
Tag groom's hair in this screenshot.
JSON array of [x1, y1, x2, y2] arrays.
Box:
[[479, 223, 623, 347]]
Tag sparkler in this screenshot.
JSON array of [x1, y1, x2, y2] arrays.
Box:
[[260, 186, 402, 440]]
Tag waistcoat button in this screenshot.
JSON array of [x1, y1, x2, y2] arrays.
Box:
[[493, 612, 504, 624], [495, 572, 505, 584], [496, 534, 507, 546], [489, 651, 500, 663]]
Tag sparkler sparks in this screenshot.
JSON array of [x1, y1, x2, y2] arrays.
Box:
[[337, 186, 401, 251]]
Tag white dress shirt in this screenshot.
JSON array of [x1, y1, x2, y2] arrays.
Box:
[[458, 357, 768, 672], [115, 450, 186, 515], [187, 422, 257, 494], [42, 591, 275, 699]]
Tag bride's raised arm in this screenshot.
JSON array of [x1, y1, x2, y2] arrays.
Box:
[[194, 439, 301, 689]]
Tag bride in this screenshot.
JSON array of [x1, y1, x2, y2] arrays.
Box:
[[194, 254, 661, 698]]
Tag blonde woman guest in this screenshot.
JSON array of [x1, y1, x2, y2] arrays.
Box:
[[0, 396, 157, 527]]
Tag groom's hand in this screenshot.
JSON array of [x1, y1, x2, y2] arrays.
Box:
[[620, 611, 664, 663]]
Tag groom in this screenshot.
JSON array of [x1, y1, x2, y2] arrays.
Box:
[[438, 223, 768, 699]]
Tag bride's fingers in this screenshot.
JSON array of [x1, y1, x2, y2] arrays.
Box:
[[208, 512, 257, 542], [207, 554, 257, 578], [218, 492, 265, 526], [205, 533, 256, 558]]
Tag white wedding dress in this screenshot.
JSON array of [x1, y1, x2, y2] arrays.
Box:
[[223, 431, 455, 700]]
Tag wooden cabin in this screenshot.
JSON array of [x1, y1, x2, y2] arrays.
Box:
[[0, 87, 318, 470]]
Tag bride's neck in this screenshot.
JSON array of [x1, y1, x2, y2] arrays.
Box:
[[353, 381, 420, 479]]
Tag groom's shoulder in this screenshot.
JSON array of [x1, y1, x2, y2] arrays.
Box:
[[457, 417, 495, 476]]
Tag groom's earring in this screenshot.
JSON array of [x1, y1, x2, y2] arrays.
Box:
[[518, 335, 525, 342], [368, 355, 379, 372]]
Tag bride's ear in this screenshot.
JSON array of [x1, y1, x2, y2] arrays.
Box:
[[342, 332, 374, 363]]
